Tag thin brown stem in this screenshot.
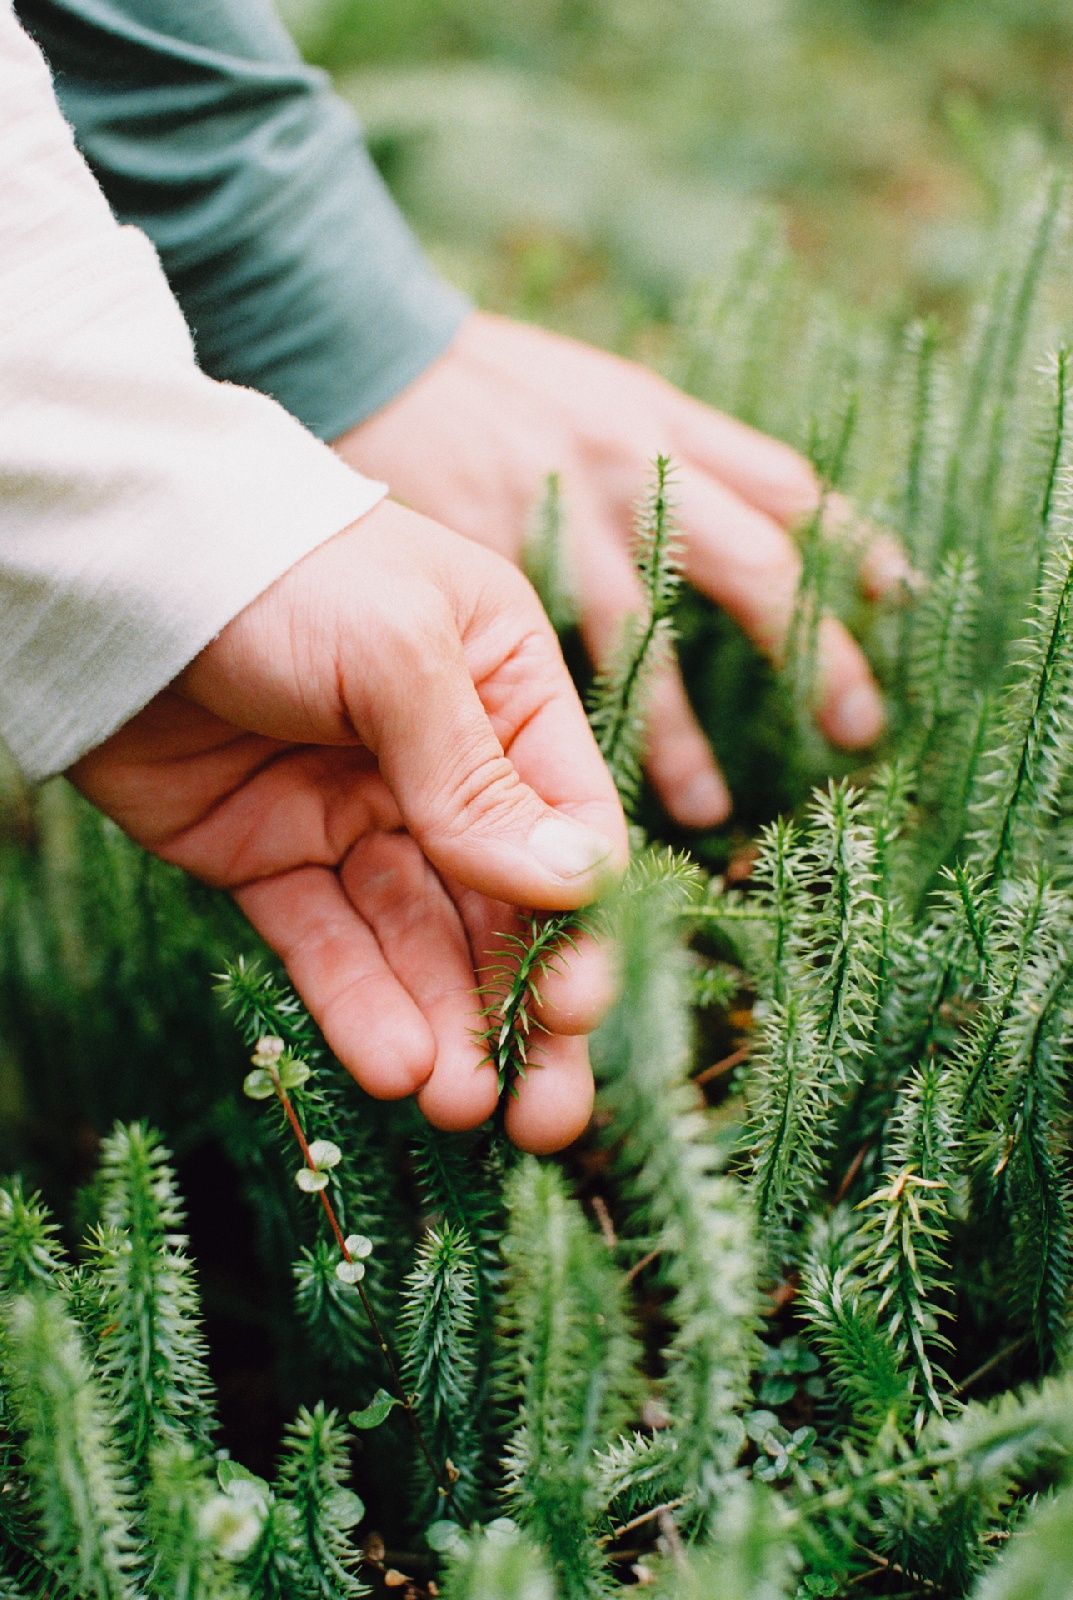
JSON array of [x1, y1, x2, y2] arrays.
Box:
[[625, 1247, 662, 1285], [832, 1141, 870, 1206], [271, 1070, 447, 1497], [591, 1193, 618, 1251], [599, 1496, 689, 1547], [847, 1542, 941, 1592], [694, 1044, 750, 1086], [955, 1335, 1029, 1397], [657, 1507, 686, 1567]]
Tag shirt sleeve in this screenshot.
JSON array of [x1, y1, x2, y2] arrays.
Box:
[[13, 0, 472, 442], [0, 5, 388, 783]]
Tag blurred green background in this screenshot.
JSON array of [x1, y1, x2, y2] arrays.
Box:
[[281, 0, 1073, 340]]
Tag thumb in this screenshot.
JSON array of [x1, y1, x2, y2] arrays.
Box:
[[359, 619, 625, 909]]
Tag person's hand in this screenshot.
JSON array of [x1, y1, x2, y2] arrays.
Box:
[[69, 501, 628, 1154], [336, 311, 907, 829]]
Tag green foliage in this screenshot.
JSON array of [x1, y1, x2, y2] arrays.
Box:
[[0, 1180, 63, 1296], [88, 1123, 215, 1475], [8, 150, 1073, 1600], [400, 1223, 481, 1518], [655, 1481, 796, 1600], [791, 1372, 1073, 1589], [592, 856, 758, 1524], [586, 454, 682, 815], [481, 454, 683, 1104], [215, 962, 402, 1377], [968, 527, 1073, 884], [743, 783, 884, 1258], [970, 1479, 1073, 1600], [524, 473, 577, 636], [496, 1160, 639, 1599], [480, 913, 582, 1095], [271, 1405, 366, 1598], [0, 1136, 368, 1600], [799, 1262, 914, 1447], [441, 1521, 556, 1600], [853, 1167, 954, 1428], [3, 1290, 138, 1600]]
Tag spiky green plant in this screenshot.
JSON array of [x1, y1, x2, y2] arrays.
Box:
[[496, 1160, 639, 1599], [480, 453, 683, 1100], [87, 1123, 215, 1477], [591, 855, 758, 1528], [0, 1136, 367, 1600], [4, 168, 1073, 1600], [400, 1222, 481, 1519]]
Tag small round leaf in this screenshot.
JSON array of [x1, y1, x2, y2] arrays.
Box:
[[242, 1068, 275, 1101], [486, 1518, 520, 1545], [307, 1138, 342, 1171], [426, 1520, 465, 1555], [296, 1168, 330, 1193], [350, 1388, 401, 1430], [278, 1057, 311, 1090]]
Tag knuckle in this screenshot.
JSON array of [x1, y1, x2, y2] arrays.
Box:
[[496, 559, 548, 620], [494, 625, 560, 690], [397, 593, 458, 664], [466, 553, 548, 642], [350, 589, 457, 725], [432, 738, 534, 842]]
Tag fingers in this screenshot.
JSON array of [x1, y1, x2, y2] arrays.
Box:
[[363, 589, 627, 910], [332, 837, 611, 1141], [673, 395, 832, 528], [570, 503, 732, 828], [818, 490, 919, 602], [453, 882, 616, 1039], [234, 866, 435, 1100], [482, 914, 603, 1155], [529, 930, 616, 1035], [238, 836, 609, 1149], [465, 583, 630, 852], [504, 1033, 596, 1155], [672, 396, 915, 601], [855, 520, 921, 602], [673, 468, 886, 749], [340, 835, 500, 1134], [449, 882, 611, 1148]]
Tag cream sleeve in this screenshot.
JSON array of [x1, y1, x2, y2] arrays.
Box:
[[0, 4, 386, 781]]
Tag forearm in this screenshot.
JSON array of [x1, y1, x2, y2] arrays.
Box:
[[0, 9, 384, 780], [15, 0, 469, 440]]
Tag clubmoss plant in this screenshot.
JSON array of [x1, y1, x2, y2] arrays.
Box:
[[4, 176, 1073, 1598]]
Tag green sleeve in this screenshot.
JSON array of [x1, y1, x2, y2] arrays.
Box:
[[15, 0, 470, 440]]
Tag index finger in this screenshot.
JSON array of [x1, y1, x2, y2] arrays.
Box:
[[672, 392, 915, 598], [674, 468, 887, 750], [466, 581, 630, 869], [673, 393, 827, 528]]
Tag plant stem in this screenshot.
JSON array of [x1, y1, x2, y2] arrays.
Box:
[[599, 1497, 689, 1548], [270, 1068, 448, 1498]]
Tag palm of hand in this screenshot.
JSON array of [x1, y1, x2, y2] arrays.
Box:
[[71, 510, 620, 1153]]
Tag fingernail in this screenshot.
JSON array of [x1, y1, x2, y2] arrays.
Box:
[[828, 684, 886, 748], [529, 815, 613, 880], [674, 771, 732, 828]]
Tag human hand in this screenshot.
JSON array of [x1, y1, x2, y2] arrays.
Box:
[[70, 501, 628, 1153], [336, 311, 907, 829]]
